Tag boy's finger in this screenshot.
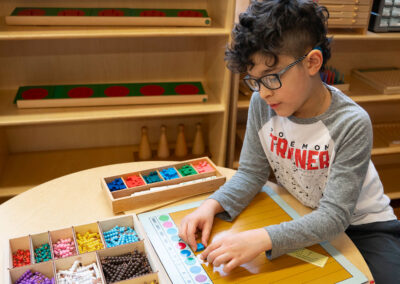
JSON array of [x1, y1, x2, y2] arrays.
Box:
[[223, 258, 239, 273], [187, 222, 198, 250], [200, 239, 220, 260], [212, 252, 232, 267], [178, 221, 187, 242], [201, 222, 212, 247]]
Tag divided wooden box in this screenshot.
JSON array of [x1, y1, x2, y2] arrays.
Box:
[[8, 214, 170, 284], [101, 157, 226, 213]]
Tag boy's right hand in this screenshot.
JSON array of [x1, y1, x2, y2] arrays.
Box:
[[178, 199, 223, 251]]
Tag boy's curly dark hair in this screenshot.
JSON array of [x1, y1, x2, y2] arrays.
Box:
[[226, 0, 331, 73]]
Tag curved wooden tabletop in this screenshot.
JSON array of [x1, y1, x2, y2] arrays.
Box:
[[0, 161, 373, 283]]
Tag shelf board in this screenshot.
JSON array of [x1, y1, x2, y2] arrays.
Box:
[[0, 145, 136, 198], [0, 24, 230, 40], [0, 89, 225, 126], [372, 123, 400, 156], [329, 30, 400, 41]]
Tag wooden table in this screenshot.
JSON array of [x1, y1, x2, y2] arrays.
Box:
[[0, 161, 373, 283]]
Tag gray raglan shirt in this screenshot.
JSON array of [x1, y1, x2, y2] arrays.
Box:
[[209, 84, 396, 259]]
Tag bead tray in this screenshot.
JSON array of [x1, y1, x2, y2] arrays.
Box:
[[101, 157, 226, 213], [8, 214, 171, 284]]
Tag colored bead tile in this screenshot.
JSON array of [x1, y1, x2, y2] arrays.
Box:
[[159, 168, 179, 180], [124, 175, 145, 188], [143, 171, 163, 184], [34, 243, 52, 263], [107, 177, 126, 192], [196, 243, 205, 252], [103, 225, 139, 248], [76, 231, 104, 254], [192, 161, 215, 173], [177, 164, 197, 176]]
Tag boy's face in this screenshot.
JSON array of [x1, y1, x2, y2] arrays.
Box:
[[247, 52, 315, 118]]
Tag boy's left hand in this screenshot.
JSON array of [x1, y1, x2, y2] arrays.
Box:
[[200, 228, 272, 273]]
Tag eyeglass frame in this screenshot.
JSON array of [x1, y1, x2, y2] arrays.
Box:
[[243, 51, 311, 91]]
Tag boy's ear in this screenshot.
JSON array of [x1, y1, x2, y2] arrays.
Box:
[[306, 49, 323, 76]]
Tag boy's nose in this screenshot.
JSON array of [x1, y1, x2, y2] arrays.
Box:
[[259, 85, 274, 99]]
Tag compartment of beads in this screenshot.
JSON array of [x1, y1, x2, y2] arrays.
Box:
[[9, 260, 55, 283], [97, 241, 159, 284], [101, 157, 225, 213], [9, 235, 33, 268], [49, 227, 78, 260], [98, 215, 141, 248], [31, 232, 52, 264], [54, 251, 104, 283], [73, 222, 105, 254]]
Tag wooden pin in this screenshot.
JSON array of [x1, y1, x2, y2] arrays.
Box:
[[157, 125, 170, 159], [175, 124, 188, 158], [192, 123, 205, 155], [139, 126, 152, 160]]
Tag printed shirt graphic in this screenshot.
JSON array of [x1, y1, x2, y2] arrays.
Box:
[[259, 118, 334, 208]]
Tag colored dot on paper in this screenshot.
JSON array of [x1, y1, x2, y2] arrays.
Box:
[[159, 215, 169, 221], [163, 221, 173, 228]]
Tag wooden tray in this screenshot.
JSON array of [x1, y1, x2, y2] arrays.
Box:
[[352, 67, 400, 94], [101, 157, 226, 213]]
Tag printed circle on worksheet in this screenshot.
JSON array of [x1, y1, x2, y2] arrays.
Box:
[[166, 228, 178, 235], [18, 9, 46, 16], [180, 250, 191, 257], [185, 257, 196, 265], [171, 235, 180, 242], [58, 9, 85, 16], [68, 87, 94, 98], [140, 85, 165, 96], [195, 275, 208, 282], [104, 86, 130, 97], [175, 84, 199, 95], [162, 221, 173, 228], [190, 266, 202, 274], [21, 88, 49, 100], [159, 215, 169, 221], [177, 242, 186, 250]]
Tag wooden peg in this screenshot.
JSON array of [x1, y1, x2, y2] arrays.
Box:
[[157, 125, 170, 159], [175, 124, 188, 158], [139, 126, 152, 160], [192, 122, 205, 155]]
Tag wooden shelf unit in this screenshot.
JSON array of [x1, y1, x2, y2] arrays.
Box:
[[228, 34, 400, 198], [0, 0, 235, 199]]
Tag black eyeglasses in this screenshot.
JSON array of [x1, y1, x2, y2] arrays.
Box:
[[243, 52, 310, 91]]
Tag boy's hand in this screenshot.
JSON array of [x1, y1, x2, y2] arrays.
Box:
[[178, 199, 223, 251], [200, 228, 272, 273]]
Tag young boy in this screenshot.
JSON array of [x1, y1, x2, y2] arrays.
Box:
[[178, 0, 400, 283]]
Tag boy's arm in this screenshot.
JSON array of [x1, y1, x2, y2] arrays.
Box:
[[208, 93, 271, 221], [265, 111, 373, 259]]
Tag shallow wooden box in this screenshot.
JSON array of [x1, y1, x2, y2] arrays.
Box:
[[8, 214, 171, 284], [101, 157, 226, 213]]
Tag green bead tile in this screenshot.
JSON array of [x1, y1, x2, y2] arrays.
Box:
[[177, 165, 197, 176]]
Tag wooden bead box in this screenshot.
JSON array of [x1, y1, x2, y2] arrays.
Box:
[[317, 0, 373, 33], [8, 214, 170, 284], [101, 157, 226, 213]]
